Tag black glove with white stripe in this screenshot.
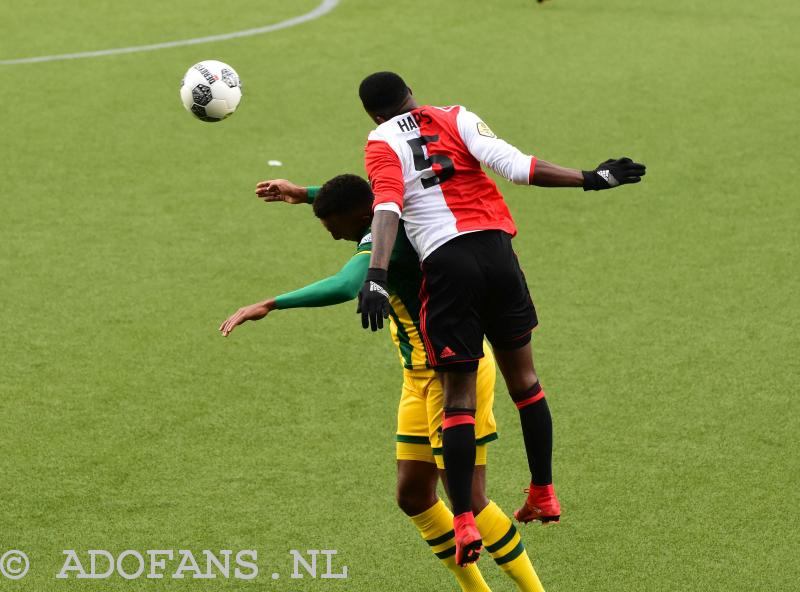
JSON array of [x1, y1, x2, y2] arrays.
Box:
[[358, 268, 390, 331], [582, 157, 646, 191]]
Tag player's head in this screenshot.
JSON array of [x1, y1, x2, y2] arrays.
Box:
[[359, 71, 416, 124], [314, 174, 374, 242]]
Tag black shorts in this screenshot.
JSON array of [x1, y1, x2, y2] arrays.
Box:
[[419, 230, 538, 372]]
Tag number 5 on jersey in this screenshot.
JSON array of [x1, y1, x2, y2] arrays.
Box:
[[407, 135, 455, 189]]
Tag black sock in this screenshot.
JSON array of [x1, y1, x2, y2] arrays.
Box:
[[514, 383, 553, 486], [442, 408, 476, 516]]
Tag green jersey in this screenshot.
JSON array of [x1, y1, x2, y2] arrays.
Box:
[[275, 218, 430, 370]]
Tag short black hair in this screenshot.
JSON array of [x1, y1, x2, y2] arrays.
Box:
[[359, 71, 409, 118], [313, 174, 374, 219]]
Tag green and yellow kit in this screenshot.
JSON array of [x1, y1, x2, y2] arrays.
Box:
[[274, 197, 497, 468]]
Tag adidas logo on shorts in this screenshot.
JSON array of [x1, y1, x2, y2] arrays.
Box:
[[440, 346, 456, 359]]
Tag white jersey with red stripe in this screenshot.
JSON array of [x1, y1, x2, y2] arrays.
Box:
[[365, 105, 536, 261]]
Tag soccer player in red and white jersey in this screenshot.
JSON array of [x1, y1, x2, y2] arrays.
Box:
[[355, 72, 646, 566]]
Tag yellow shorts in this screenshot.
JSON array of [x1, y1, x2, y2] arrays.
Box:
[[396, 347, 497, 469]]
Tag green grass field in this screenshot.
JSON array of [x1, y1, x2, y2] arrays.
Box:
[[1, 0, 798, 590]]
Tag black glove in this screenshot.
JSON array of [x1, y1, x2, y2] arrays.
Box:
[[357, 268, 390, 331], [582, 157, 646, 191]]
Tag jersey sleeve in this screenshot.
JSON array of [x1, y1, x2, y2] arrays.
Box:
[[365, 135, 405, 215], [356, 231, 373, 254], [306, 185, 321, 203], [274, 251, 370, 309], [456, 107, 536, 185]]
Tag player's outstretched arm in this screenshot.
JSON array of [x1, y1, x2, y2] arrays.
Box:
[[273, 254, 369, 309], [532, 157, 646, 189], [578, 158, 646, 190], [255, 179, 314, 204], [526, 157, 647, 189], [219, 253, 370, 337], [220, 299, 276, 336], [530, 160, 584, 187], [456, 107, 645, 190]]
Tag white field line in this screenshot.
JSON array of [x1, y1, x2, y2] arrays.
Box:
[[0, 0, 340, 65]]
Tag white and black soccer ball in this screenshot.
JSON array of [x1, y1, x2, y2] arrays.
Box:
[[180, 60, 242, 122]]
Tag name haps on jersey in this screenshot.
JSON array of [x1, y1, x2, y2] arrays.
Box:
[[396, 111, 433, 133]]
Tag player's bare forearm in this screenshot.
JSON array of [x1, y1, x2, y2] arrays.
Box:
[[531, 160, 583, 187], [219, 298, 276, 337], [255, 179, 309, 204], [368, 210, 400, 270]]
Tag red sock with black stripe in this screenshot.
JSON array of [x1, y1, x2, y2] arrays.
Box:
[[514, 382, 553, 486], [442, 408, 476, 515]]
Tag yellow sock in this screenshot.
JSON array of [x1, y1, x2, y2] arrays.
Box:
[[410, 499, 492, 592], [475, 501, 545, 592]]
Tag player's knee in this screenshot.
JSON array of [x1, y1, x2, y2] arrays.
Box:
[[441, 385, 477, 410], [509, 378, 541, 403], [440, 371, 478, 407], [503, 367, 540, 402], [396, 485, 436, 516], [494, 347, 540, 397]]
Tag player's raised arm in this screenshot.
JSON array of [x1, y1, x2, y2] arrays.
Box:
[[456, 107, 645, 190], [255, 179, 318, 204]]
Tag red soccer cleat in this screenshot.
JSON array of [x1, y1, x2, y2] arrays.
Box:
[[514, 483, 561, 524], [453, 512, 483, 566]]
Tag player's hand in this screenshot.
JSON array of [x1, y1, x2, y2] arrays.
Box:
[[357, 268, 390, 331], [582, 157, 646, 191], [255, 179, 308, 204], [219, 299, 276, 336]]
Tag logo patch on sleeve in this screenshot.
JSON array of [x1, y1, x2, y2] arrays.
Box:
[[358, 233, 373, 247], [477, 122, 496, 138]]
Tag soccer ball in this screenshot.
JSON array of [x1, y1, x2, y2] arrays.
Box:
[[180, 60, 242, 122]]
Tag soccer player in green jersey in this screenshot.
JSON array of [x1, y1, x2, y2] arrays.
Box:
[[220, 174, 545, 592]]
